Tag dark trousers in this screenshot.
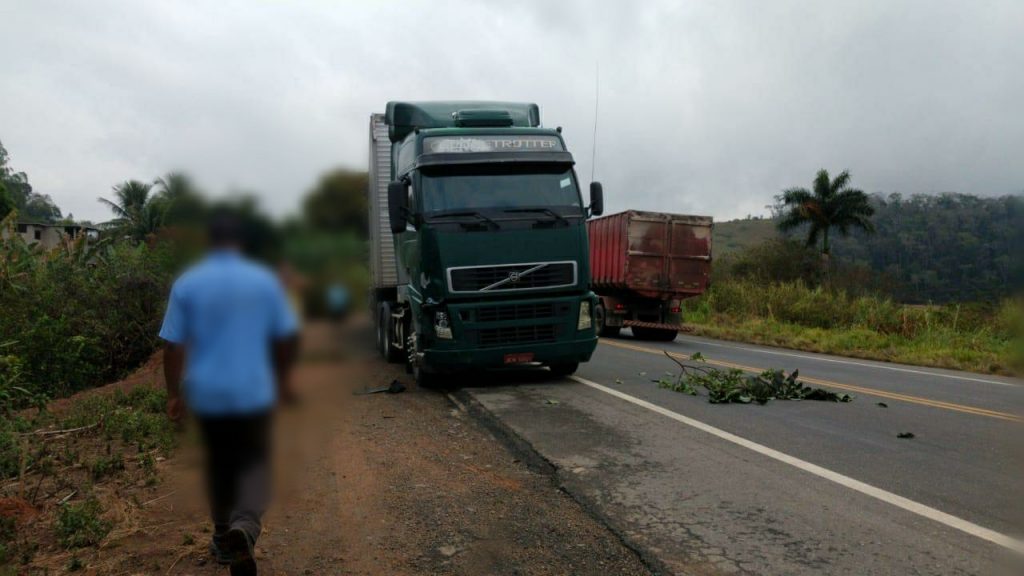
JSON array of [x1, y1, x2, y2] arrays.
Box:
[[198, 412, 272, 541]]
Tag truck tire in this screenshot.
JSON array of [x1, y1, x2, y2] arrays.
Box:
[[380, 302, 404, 363], [595, 303, 620, 338], [407, 330, 442, 389], [548, 361, 579, 377], [632, 327, 678, 342]]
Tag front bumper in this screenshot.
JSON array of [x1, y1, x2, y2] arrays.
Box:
[[420, 292, 599, 371]]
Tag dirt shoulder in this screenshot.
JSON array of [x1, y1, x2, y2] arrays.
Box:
[[4, 321, 651, 575]]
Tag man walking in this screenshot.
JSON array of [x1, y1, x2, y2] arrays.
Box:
[[160, 213, 299, 576]]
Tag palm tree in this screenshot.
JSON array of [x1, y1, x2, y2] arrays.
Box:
[[153, 172, 204, 227], [777, 169, 875, 259], [98, 180, 155, 242]]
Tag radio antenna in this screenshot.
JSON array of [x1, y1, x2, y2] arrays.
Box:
[[590, 61, 600, 182]]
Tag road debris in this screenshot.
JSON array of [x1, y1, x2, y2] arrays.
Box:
[[657, 350, 853, 404], [354, 379, 407, 395], [877, 402, 888, 408], [897, 432, 915, 439]]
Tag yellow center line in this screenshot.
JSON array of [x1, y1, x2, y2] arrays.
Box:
[[599, 339, 1022, 423]]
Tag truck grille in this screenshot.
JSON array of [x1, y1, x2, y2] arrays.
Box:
[[476, 302, 566, 322], [448, 261, 576, 293], [476, 324, 557, 347]]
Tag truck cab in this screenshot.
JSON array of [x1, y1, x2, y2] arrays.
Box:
[[369, 101, 602, 386]]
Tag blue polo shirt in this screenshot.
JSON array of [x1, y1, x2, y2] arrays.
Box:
[[159, 251, 298, 416]]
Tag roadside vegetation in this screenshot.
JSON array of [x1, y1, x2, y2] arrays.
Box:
[[686, 170, 1022, 376], [685, 280, 1018, 375]]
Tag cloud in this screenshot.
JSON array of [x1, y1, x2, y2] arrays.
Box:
[[0, 0, 1021, 222]]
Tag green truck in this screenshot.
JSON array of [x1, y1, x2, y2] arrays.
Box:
[[369, 101, 603, 386]]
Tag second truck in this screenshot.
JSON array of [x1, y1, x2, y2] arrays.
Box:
[[369, 101, 603, 386]]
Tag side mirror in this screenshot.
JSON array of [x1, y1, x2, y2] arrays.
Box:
[[388, 181, 408, 234], [589, 182, 604, 217]]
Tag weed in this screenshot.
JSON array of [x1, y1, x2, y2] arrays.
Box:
[[67, 556, 84, 571], [181, 533, 195, 546], [60, 388, 176, 454], [56, 499, 111, 548], [89, 453, 125, 481]]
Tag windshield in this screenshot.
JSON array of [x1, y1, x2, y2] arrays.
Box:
[[420, 166, 582, 215]]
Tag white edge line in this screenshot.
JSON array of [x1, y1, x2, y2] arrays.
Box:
[[569, 374, 1024, 554], [674, 337, 1017, 387]]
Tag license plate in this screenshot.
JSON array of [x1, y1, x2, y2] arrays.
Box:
[[503, 352, 535, 364]]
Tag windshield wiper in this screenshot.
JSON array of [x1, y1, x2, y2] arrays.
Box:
[[431, 210, 501, 229], [503, 207, 569, 226]]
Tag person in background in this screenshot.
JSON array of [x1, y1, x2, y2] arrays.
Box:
[[160, 212, 299, 576], [326, 281, 350, 322]]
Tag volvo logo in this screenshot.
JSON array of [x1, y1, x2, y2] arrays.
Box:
[[507, 271, 521, 283]]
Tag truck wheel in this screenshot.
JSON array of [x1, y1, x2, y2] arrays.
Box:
[[414, 364, 441, 389], [548, 361, 579, 377], [595, 303, 620, 338], [380, 302, 404, 363], [652, 329, 679, 342]]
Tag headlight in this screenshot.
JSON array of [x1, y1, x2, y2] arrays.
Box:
[[577, 301, 592, 330], [434, 311, 453, 339]]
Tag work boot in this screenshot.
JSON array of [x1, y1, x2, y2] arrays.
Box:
[[209, 532, 232, 565], [224, 526, 257, 576]]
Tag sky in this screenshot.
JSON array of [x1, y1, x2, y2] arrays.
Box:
[[1, 0, 1021, 223]]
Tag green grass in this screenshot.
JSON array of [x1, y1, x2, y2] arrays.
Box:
[[685, 281, 1019, 375]]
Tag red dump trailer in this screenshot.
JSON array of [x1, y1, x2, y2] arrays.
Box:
[[588, 210, 713, 341]]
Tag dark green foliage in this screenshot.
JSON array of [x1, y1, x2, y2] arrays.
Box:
[[829, 193, 1024, 303], [302, 169, 368, 238], [0, 183, 13, 220], [0, 221, 176, 399], [55, 499, 111, 548]]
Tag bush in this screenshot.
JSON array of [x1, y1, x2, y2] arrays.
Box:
[[0, 217, 177, 400], [56, 499, 111, 548]]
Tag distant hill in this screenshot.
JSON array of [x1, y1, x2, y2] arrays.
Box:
[[713, 217, 778, 255], [711, 193, 1023, 303]]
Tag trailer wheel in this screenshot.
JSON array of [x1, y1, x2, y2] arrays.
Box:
[[595, 303, 620, 338], [380, 302, 404, 363], [548, 361, 579, 377]]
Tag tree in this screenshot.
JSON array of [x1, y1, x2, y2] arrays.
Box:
[[777, 169, 875, 258], [0, 181, 13, 219], [99, 180, 158, 242], [0, 139, 61, 222], [303, 169, 368, 237]]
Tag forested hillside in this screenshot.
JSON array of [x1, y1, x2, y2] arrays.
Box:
[[714, 193, 1023, 303]]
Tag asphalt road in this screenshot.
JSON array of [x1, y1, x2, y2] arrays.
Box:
[[461, 332, 1024, 576]]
